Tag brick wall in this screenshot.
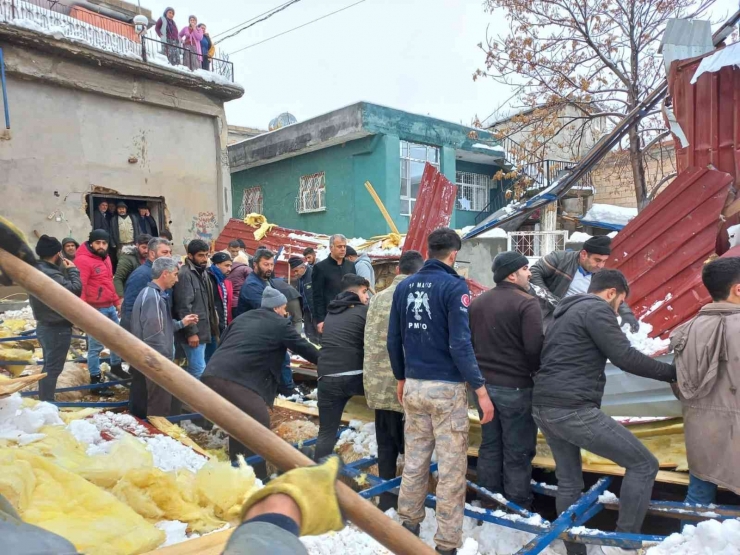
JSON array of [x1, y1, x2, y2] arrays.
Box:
[[592, 142, 677, 208]]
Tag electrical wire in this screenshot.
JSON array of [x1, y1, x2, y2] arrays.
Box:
[[227, 0, 367, 55], [214, 0, 304, 45], [211, 0, 298, 39]]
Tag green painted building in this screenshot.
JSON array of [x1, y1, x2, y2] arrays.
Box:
[[228, 102, 510, 238]]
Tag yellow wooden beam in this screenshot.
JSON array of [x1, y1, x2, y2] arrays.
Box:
[[365, 181, 400, 235]]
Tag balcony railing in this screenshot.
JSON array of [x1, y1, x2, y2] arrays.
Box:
[[1, 0, 235, 82]]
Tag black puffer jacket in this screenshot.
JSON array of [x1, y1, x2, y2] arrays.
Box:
[[172, 259, 218, 344], [29, 260, 82, 326], [318, 291, 368, 377], [311, 256, 356, 323], [533, 294, 676, 409]]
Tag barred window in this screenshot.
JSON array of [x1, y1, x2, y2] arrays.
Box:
[[455, 172, 492, 212], [400, 141, 439, 216], [238, 186, 263, 218], [296, 172, 326, 214]]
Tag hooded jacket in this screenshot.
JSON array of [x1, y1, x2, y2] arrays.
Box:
[[388, 259, 485, 389], [131, 282, 184, 360], [29, 260, 82, 326], [113, 244, 143, 297], [226, 262, 251, 310], [354, 253, 376, 292], [318, 291, 369, 378], [311, 256, 357, 323], [75, 242, 120, 308], [529, 250, 636, 325], [670, 302, 740, 494], [533, 294, 676, 409], [202, 308, 319, 406]]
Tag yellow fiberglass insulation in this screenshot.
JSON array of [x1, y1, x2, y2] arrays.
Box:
[[0, 448, 165, 555], [195, 456, 261, 521]]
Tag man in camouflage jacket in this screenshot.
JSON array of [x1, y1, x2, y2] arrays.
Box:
[[363, 250, 424, 511]]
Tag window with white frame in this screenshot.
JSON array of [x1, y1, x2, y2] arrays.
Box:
[[455, 171, 492, 212], [400, 141, 439, 216], [238, 186, 263, 218], [296, 172, 326, 214]]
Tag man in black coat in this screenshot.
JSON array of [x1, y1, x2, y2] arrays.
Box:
[[28, 235, 82, 401], [311, 234, 356, 334], [314, 274, 370, 461], [532, 269, 676, 555], [202, 285, 319, 478], [469, 251, 543, 510], [92, 199, 111, 234], [109, 201, 141, 253], [289, 256, 317, 341], [135, 204, 159, 237]]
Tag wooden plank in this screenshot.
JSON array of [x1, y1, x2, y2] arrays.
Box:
[[147, 416, 213, 459], [146, 529, 233, 555], [0, 373, 45, 398], [531, 455, 690, 486], [365, 181, 400, 235]]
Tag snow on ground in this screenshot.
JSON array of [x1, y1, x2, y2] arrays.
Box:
[[622, 322, 670, 356], [583, 204, 637, 227], [568, 232, 592, 243], [0, 393, 63, 444], [302, 508, 563, 555], [646, 518, 740, 555], [335, 420, 378, 458]]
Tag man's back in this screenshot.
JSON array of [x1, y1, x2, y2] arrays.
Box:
[[319, 291, 368, 378], [123, 260, 154, 318]]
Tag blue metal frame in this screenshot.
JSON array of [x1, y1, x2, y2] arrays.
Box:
[[21, 378, 132, 396], [0, 47, 9, 129]]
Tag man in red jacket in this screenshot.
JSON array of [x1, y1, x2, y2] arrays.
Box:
[[75, 229, 123, 389]]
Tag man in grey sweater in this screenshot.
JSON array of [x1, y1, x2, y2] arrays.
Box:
[[130, 257, 198, 416]]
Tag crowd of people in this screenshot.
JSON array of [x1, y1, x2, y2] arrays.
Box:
[[25, 219, 740, 555], [154, 7, 216, 71]]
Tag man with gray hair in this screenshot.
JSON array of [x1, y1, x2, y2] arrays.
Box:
[[131, 257, 198, 417], [311, 234, 356, 334]]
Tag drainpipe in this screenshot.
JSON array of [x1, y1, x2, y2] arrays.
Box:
[[0, 48, 9, 131]]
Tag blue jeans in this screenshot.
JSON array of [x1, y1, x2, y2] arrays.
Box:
[[533, 406, 659, 555], [681, 474, 718, 530], [204, 336, 218, 364], [183, 343, 206, 380], [476, 385, 537, 508], [280, 352, 296, 390], [87, 306, 122, 378]]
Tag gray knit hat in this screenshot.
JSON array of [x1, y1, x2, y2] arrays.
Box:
[[261, 285, 287, 309]]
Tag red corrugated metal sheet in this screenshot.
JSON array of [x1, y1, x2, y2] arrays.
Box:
[[215, 219, 326, 279], [403, 163, 457, 259], [607, 166, 733, 338], [668, 52, 740, 185], [69, 6, 140, 42]]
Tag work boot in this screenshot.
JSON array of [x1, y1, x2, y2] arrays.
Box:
[[90, 375, 115, 398], [109, 363, 129, 380], [401, 521, 420, 537], [435, 548, 457, 555]]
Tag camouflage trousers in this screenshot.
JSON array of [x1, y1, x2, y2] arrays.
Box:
[[398, 379, 469, 551]]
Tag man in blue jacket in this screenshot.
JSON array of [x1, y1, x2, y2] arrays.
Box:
[[388, 227, 494, 555]]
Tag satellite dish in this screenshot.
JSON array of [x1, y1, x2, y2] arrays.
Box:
[[269, 112, 298, 131]]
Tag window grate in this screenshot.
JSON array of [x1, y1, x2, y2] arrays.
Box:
[[507, 231, 569, 260], [455, 171, 492, 211], [238, 186, 263, 218], [296, 172, 326, 213]]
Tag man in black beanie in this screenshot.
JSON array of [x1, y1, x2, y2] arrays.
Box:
[[530, 235, 639, 332], [28, 236, 82, 401], [469, 251, 543, 510]]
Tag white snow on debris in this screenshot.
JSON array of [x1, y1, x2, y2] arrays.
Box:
[[598, 491, 619, 504], [10, 18, 65, 38], [642, 293, 673, 318], [143, 434, 208, 473], [90, 411, 150, 438], [461, 226, 508, 239], [622, 322, 670, 356], [472, 143, 505, 153], [583, 204, 637, 227], [691, 42, 740, 85], [646, 518, 740, 555], [568, 231, 592, 243], [0, 394, 63, 444], [67, 419, 103, 447], [729, 224, 740, 248], [335, 421, 378, 458], [193, 69, 244, 90], [156, 520, 190, 547]]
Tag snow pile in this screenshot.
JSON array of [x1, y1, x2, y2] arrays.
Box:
[[568, 232, 592, 243], [0, 305, 35, 321], [0, 394, 64, 444], [643, 293, 673, 318], [193, 69, 244, 90], [11, 18, 65, 38], [583, 204, 637, 227], [335, 420, 378, 458], [691, 41, 740, 84], [67, 418, 105, 454], [729, 224, 740, 248], [90, 411, 150, 438], [472, 143, 505, 153], [622, 322, 670, 356], [461, 226, 508, 239], [646, 518, 740, 555], [598, 491, 619, 504], [144, 434, 209, 473]]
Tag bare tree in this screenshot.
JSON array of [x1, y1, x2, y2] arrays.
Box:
[[476, 0, 715, 210]]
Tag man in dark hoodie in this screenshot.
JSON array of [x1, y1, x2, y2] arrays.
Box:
[[313, 274, 370, 461], [469, 251, 543, 510], [29, 235, 83, 401], [532, 269, 676, 555]]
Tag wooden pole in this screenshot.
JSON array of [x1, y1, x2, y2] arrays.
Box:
[[0, 248, 434, 555], [364, 181, 400, 235]]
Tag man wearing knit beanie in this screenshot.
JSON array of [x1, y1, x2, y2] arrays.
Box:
[[28, 236, 82, 401], [61, 237, 79, 262], [529, 234, 640, 332], [469, 252, 543, 510], [202, 283, 319, 478]]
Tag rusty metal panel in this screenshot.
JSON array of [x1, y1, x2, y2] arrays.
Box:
[[403, 163, 458, 259], [669, 54, 740, 185], [607, 167, 733, 338]]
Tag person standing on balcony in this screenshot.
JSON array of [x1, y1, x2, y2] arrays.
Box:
[[110, 201, 141, 257], [179, 16, 204, 71], [155, 7, 180, 66], [198, 23, 213, 71]]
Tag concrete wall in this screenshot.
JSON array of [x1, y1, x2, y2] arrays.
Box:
[[0, 28, 241, 252], [458, 237, 507, 288]]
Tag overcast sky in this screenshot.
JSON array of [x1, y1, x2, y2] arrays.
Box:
[[148, 0, 739, 130]]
